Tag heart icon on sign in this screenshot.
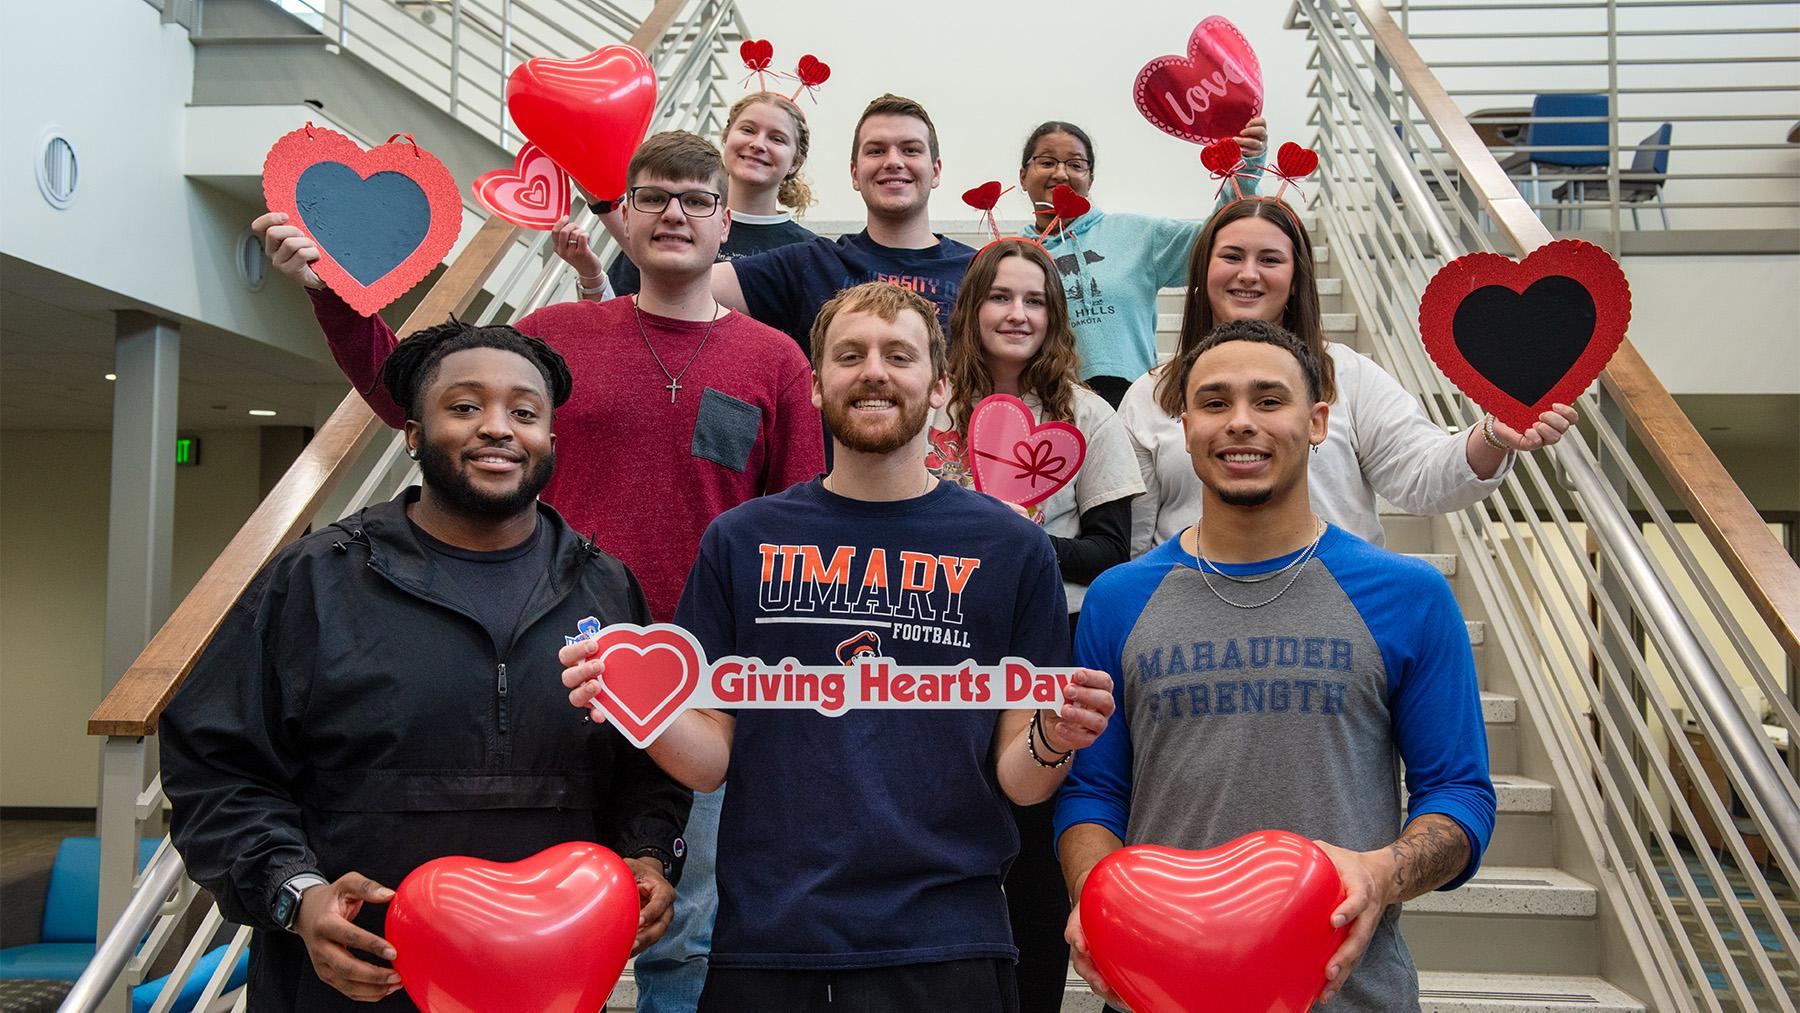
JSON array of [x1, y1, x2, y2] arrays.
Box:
[[1132, 16, 1263, 145], [473, 142, 571, 230], [387, 842, 637, 1013], [1081, 831, 1348, 1013], [575, 623, 704, 747], [262, 125, 462, 317], [968, 394, 1086, 509], [1419, 239, 1630, 431]]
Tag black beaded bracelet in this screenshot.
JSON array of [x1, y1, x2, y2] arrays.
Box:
[[1028, 711, 1073, 769]]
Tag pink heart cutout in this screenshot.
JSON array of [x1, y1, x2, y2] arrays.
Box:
[[473, 142, 571, 230], [968, 394, 1086, 509]]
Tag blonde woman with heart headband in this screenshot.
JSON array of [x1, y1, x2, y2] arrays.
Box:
[[553, 91, 819, 298], [924, 236, 1144, 1013], [1118, 184, 1579, 559], [1014, 117, 1268, 409]]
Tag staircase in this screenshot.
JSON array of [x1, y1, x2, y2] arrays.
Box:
[[66, 1, 1800, 1011]]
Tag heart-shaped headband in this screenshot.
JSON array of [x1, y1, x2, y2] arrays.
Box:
[[739, 39, 832, 103]]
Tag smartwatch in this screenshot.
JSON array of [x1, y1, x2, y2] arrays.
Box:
[[273, 873, 328, 932], [628, 842, 681, 882]]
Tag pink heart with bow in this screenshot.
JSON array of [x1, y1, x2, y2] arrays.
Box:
[[472, 142, 571, 230], [968, 394, 1086, 509]]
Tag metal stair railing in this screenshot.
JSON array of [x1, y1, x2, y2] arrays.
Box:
[[254, 0, 743, 149], [1292, 1, 1798, 1010], [72, 4, 744, 1010]]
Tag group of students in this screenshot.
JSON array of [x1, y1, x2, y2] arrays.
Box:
[[159, 85, 1580, 1013]]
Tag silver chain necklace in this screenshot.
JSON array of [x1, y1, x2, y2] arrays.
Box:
[[633, 297, 720, 403], [1191, 518, 1326, 609]]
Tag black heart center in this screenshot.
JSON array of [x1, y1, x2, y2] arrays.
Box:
[[1452, 275, 1596, 407], [295, 162, 431, 286]]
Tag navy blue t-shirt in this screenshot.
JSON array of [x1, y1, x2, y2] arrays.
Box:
[[608, 216, 816, 297], [731, 230, 976, 354], [674, 478, 1071, 970]]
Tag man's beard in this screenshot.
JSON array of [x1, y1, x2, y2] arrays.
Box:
[[823, 387, 931, 454], [418, 439, 556, 519], [1214, 484, 1274, 508]]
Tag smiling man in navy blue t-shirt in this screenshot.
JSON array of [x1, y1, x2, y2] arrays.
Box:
[[711, 94, 975, 354], [563, 282, 1115, 1012]]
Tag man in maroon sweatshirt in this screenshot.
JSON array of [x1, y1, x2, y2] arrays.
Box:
[[254, 130, 824, 622]]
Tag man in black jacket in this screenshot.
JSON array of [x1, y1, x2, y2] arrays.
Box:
[[161, 320, 691, 1011]]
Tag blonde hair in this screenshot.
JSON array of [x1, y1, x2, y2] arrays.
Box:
[[725, 92, 815, 217], [809, 282, 947, 377]]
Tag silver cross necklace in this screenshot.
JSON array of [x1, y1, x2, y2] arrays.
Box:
[[633, 296, 721, 403]]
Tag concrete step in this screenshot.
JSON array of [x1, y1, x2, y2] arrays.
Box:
[[1403, 866, 1601, 975], [1417, 971, 1645, 1012], [1481, 691, 1517, 724], [1410, 774, 1555, 866], [1411, 552, 1459, 577]]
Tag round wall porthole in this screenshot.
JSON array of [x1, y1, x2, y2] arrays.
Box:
[[36, 131, 78, 210], [237, 228, 268, 292]]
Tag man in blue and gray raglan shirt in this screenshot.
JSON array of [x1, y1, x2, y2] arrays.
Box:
[[1053, 318, 1496, 1013]]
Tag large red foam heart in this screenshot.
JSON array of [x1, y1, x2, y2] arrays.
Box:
[[507, 45, 656, 203], [387, 842, 637, 1013], [262, 125, 462, 317], [1133, 16, 1263, 146], [1419, 239, 1630, 432], [586, 624, 703, 747], [968, 394, 1086, 509], [1082, 832, 1348, 1013], [472, 142, 571, 231]]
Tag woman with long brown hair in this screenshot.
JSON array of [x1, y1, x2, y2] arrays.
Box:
[[1119, 196, 1578, 555], [553, 91, 818, 297], [926, 237, 1142, 1013]]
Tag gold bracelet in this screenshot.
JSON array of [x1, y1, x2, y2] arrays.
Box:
[[1481, 414, 1510, 452]]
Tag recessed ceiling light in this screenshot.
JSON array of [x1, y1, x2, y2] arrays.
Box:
[[248, 409, 278, 417], [104, 373, 116, 381]]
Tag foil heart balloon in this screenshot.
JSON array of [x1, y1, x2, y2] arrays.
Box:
[[1133, 16, 1263, 145], [1081, 831, 1348, 1013], [968, 394, 1086, 509], [387, 842, 637, 1013], [507, 45, 656, 203]]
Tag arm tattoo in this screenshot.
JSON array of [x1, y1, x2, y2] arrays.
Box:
[[1387, 814, 1470, 901]]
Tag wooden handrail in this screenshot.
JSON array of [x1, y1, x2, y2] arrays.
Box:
[[89, 217, 519, 737], [88, 0, 697, 738], [1349, 0, 1800, 667]]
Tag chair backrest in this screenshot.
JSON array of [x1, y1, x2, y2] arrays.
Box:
[[1525, 93, 1611, 167], [40, 837, 161, 943], [1630, 122, 1673, 176]]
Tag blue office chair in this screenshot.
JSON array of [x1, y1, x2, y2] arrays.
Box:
[[1555, 122, 1674, 229], [0, 838, 159, 981], [1519, 93, 1610, 226]]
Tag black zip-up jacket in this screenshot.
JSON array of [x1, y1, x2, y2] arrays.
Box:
[[160, 491, 691, 1012]]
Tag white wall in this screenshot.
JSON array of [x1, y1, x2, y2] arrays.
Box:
[[1617, 255, 1800, 395], [0, 0, 331, 362], [1, 428, 268, 809]]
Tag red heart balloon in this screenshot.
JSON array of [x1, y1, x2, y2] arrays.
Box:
[[507, 45, 656, 203], [1133, 16, 1263, 145], [262, 125, 462, 318], [1277, 141, 1320, 181], [1082, 831, 1347, 1013], [1050, 184, 1091, 222], [1419, 239, 1629, 432], [1201, 137, 1244, 177], [740, 38, 774, 71], [586, 624, 704, 747], [472, 141, 571, 231], [795, 54, 831, 88], [962, 180, 1004, 212], [387, 842, 637, 1013]]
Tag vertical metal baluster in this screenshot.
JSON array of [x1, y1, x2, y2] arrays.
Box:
[[449, 0, 462, 118], [499, 0, 514, 148]]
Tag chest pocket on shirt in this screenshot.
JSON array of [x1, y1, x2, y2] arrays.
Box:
[[692, 387, 762, 472]]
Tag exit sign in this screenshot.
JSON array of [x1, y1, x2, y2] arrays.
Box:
[[176, 435, 201, 467]]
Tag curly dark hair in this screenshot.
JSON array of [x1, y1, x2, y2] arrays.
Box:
[[378, 318, 573, 421]]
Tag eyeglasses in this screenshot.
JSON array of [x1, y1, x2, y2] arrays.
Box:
[[1026, 155, 1092, 175], [626, 187, 723, 218]]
